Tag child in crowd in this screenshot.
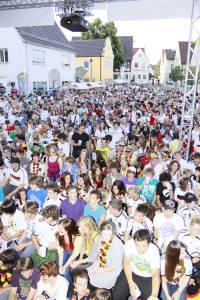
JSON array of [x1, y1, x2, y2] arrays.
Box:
[[90, 289, 112, 300], [27, 176, 48, 209], [15, 188, 27, 210], [124, 204, 153, 242], [126, 186, 146, 216], [8, 257, 40, 300], [31, 205, 60, 268], [0, 249, 18, 289], [43, 183, 62, 208], [1, 199, 27, 243], [106, 200, 128, 239], [67, 268, 90, 300]]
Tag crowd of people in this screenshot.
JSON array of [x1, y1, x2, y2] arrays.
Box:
[[0, 85, 200, 300]]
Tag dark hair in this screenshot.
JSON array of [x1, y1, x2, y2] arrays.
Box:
[[1, 199, 17, 215], [168, 160, 180, 173], [16, 188, 27, 206], [42, 205, 60, 221], [16, 257, 34, 272], [165, 240, 184, 282], [0, 218, 3, 235], [60, 172, 73, 190], [111, 180, 126, 196], [56, 218, 78, 249], [29, 175, 43, 188], [136, 204, 149, 215], [78, 173, 92, 192], [90, 288, 112, 300], [23, 201, 39, 215], [46, 183, 60, 194], [90, 190, 102, 202], [179, 177, 191, 191], [72, 268, 89, 282], [109, 161, 119, 170], [0, 249, 18, 269], [159, 171, 172, 183], [133, 229, 151, 244]]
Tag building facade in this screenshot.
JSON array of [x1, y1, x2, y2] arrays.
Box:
[[131, 48, 149, 84], [0, 23, 75, 95], [160, 49, 176, 84], [71, 37, 114, 82]]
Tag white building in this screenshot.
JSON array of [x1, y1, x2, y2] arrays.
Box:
[[160, 49, 176, 84], [0, 23, 75, 95], [131, 48, 149, 84]]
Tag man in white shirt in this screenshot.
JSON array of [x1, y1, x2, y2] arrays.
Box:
[[58, 133, 70, 157], [188, 152, 200, 174], [113, 229, 160, 300], [4, 157, 29, 197], [153, 199, 185, 251]]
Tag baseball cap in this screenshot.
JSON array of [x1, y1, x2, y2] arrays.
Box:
[[185, 192, 197, 203], [127, 167, 136, 173], [162, 200, 176, 210]]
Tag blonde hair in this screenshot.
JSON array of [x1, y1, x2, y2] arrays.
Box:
[[190, 216, 200, 226], [127, 186, 140, 195], [77, 216, 99, 259]]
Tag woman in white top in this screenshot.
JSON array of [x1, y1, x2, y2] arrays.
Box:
[[161, 240, 192, 300]]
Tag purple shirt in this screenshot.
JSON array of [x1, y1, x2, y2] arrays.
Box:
[[123, 177, 137, 187], [11, 269, 40, 300], [60, 198, 85, 221]]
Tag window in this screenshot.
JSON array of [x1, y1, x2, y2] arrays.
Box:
[[125, 74, 129, 80], [138, 75, 141, 79], [33, 81, 47, 94], [143, 75, 146, 79], [0, 49, 8, 63], [84, 60, 90, 69], [32, 49, 45, 65], [62, 56, 70, 67], [134, 63, 138, 68]]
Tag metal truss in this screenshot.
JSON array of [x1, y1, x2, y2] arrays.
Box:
[[0, 0, 120, 11], [179, 0, 200, 160]]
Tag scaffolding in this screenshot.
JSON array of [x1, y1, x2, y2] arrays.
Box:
[[179, 0, 200, 161]]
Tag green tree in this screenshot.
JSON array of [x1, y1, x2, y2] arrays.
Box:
[[169, 65, 184, 83], [81, 18, 125, 70]]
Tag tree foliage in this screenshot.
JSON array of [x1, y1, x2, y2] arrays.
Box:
[[154, 59, 161, 79], [169, 66, 184, 83], [81, 18, 125, 70]]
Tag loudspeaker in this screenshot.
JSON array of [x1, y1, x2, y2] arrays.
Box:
[[60, 14, 89, 32]]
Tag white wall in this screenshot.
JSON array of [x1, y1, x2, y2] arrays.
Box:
[[160, 55, 174, 84], [0, 27, 75, 92], [131, 49, 149, 84], [0, 27, 26, 87]]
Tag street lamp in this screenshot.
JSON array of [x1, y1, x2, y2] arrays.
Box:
[[90, 58, 93, 82]]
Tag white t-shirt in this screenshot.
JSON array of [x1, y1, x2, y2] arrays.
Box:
[[33, 219, 58, 247], [153, 213, 185, 249], [106, 210, 128, 237], [126, 216, 153, 236], [125, 239, 160, 277], [178, 206, 200, 229], [58, 142, 70, 157], [177, 231, 200, 257], [2, 209, 27, 236], [7, 166, 29, 188], [36, 275, 69, 300], [127, 195, 146, 216], [26, 214, 42, 239], [0, 165, 9, 184]]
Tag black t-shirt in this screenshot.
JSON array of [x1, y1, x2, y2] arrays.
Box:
[[72, 132, 90, 157], [156, 182, 175, 204]]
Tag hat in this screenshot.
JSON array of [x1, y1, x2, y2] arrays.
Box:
[[162, 200, 176, 210], [10, 157, 20, 164], [149, 152, 158, 159], [185, 192, 197, 203], [127, 167, 136, 173]]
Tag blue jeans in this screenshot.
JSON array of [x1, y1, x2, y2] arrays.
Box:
[[161, 282, 187, 300], [58, 251, 73, 283]]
